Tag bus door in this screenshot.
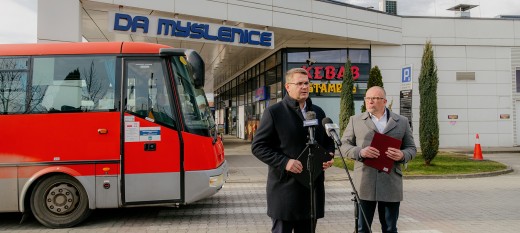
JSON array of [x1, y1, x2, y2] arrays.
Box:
[[122, 58, 182, 204]]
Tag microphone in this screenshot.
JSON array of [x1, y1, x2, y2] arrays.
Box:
[[322, 117, 342, 146], [304, 111, 318, 144]]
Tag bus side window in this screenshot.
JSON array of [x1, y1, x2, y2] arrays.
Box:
[[0, 57, 29, 114], [33, 56, 116, 113]]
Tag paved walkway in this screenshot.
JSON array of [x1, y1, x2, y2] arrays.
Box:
[[223, 135, 520, 183], [222, 135, 520, 233], [1, 135, 519, 232]]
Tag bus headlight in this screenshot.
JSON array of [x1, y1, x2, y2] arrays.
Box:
[[209, 174, 224, 187]]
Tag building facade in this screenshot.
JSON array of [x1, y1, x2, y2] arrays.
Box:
[[380, 0, 398, 15], [19, 0, 520, 147]]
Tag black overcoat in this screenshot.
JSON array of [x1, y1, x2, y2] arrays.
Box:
[[251, 95, 334, 221]]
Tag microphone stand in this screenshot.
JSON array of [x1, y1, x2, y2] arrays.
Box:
[[307, 136, 317, 233], [334, 141, 372, 233]]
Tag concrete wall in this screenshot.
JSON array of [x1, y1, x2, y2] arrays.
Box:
[[369, 17, 519, 147], [373, 44, 513, 147], [38, 0, 82, 43], [93, 0, 403, 45]]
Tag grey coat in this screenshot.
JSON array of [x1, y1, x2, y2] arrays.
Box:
[[339, 109, 416, 202]]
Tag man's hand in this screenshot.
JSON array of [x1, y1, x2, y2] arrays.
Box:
[[360, 146, 380, 158], [286, 159, 303, 173], [386, 147, 404, 161], [323, 158, 334, 170]]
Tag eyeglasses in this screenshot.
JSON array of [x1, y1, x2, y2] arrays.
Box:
[[364, 97, 385, 101], [287, 81, 310, 87]]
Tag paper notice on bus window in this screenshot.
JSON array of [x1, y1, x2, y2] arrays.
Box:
[[139, 127, 161, 141], [124, 115, 135, 122], [125, 122, 140, 142]]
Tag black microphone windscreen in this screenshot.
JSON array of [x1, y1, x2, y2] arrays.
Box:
[[322, 117, 332, 127], [305, 111, 316, 120]]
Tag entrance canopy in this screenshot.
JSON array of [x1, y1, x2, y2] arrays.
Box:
[[79, 1, 399, 92]]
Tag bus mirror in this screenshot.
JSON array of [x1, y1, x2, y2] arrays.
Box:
[[185, 50, 205, 89], [160, 48, 205, 89]]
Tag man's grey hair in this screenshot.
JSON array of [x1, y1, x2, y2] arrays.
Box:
[[366, 86, 386, 98], [285, 68, 309, 82]]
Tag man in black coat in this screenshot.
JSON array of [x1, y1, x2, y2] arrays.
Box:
[[251, 68, 335, 233]]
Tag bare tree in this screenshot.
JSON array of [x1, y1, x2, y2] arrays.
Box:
[[0, 59, 27, 114], [81, 60, 106, 111]]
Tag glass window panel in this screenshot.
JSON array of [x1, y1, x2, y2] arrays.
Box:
[[0, 57, 29, 114], [339, 49, 348, 63], [172, 54, 214, 135], [348, 49, 370, 63], [287, 49, 309, 62], [269, 83, 277, 100], [517, 69, 520, 93], [238, 94, 244, 106], [127, 59, 177, 128], [237, 82, 245, 95], [265, 54, 276, 70], [310, 49, 342, 63], [265, 68, 276, 86], [32, 56, 116, 113], [277, 66, 282, 82], [259, 61, 265, 73], [247, 91, 252, 104], [259, 73, 265, 87], [276, 82, 282, 99]]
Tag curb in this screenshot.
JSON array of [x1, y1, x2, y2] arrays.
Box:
[[226, 167, 515, 183], [320, 167, 515, 181], [226, 178, 266, 183], [444, 150, 520, 155], [403, 167, 514, 179]]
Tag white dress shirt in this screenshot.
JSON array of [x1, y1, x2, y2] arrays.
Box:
[[369, 109, 388, 133]]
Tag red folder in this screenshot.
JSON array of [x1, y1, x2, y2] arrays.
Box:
[[363, 132, 402, 174]]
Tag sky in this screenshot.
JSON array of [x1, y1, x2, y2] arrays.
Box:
[[1, 0, 520, 44], [0, 0, 37, 44]]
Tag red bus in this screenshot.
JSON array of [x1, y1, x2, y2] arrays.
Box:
[[0, 42, 227, 228]]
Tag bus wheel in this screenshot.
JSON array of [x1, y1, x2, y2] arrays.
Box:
[[30, 174, 91, 228]]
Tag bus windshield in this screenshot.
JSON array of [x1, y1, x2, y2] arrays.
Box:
[[171, 56, 215, 137]]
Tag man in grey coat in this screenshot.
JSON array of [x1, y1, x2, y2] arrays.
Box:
[[340, 86, 416, 233]]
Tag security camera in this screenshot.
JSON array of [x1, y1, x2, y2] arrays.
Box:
[[306, 58, 316, 66]]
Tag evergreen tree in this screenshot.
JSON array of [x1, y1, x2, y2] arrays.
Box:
[[419, 41, 439, 165], [339, 59, 355, 137], [361, 66, 384, 112]]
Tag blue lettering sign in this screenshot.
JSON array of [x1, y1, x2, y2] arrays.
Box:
[[157, 18, 176, 35], [112, 13, 274, 48], [231, 28, 248, 43], [175, 21, 191, 38], [202, 24, 218, 41], [190, 23, 204, 39], [260, 32, 272, 47], [218, 27, 232, 42], [114, 13, 132, 32], [132, 16, 149, 33], [248, 30, 260, 45]]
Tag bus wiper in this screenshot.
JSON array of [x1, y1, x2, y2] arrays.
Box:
[[209, 123, 218, 144]]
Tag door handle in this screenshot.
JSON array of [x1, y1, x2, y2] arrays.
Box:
[[98, 129, 108, 134], [144, 143, 156, 151]]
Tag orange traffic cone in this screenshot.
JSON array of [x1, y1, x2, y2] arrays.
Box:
[[473, 133, 483, 160]]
